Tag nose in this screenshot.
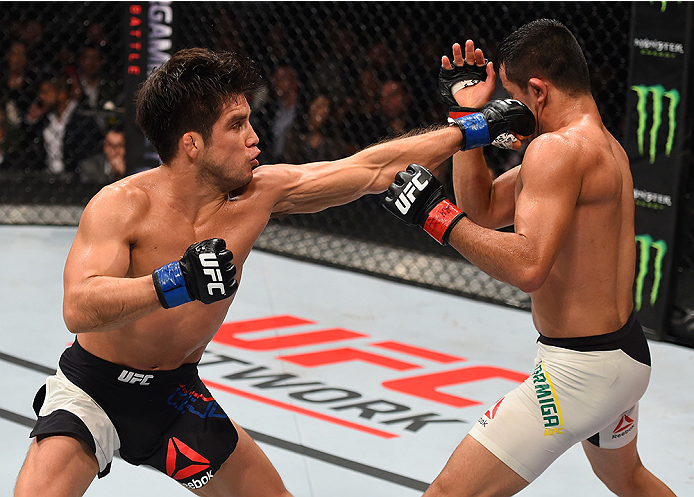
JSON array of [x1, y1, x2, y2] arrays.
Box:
[[246, 125, 259, 148]]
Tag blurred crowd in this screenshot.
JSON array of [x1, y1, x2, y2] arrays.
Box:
[[0, 17, 127, 185], [0, 10, 518, 188]]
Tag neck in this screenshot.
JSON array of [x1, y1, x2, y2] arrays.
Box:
[[158, 163, 229, 220], [539, 92, 599, 133]]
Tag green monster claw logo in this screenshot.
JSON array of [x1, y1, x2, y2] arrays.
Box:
[[631, 85, 680, 164], [634, 234, 667, 311], [650, 1, 682, 12]]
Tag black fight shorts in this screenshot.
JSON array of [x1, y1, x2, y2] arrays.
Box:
[[30, 339, 238, 490]]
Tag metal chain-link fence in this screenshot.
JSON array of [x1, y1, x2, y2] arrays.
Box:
[[3, 1, 688, 317]]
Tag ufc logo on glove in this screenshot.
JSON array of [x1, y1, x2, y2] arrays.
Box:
[[200, 253, 226, 296], [394, 172, 430, 215], [383, 164, 466, 246], [152, 238, 238, 308]]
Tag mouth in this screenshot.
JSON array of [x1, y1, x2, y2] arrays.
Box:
[[250, 149, 261, 168]]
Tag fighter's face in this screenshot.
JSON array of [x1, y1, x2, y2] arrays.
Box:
[[197, 96, 260, 192]]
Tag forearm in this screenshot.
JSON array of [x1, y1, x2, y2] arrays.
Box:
[[447, 218, 542, 293], [452, 149, 494, 220], [355, 125, 462, 193], [452, 148, 517, 229], [63, 275, 162, 333]]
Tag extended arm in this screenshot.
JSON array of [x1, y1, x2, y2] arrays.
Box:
[[268, 124, 464, 216]]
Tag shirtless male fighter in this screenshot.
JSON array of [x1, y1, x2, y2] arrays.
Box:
[[14, 48, 533, 497], [383, 19, 676, 496]]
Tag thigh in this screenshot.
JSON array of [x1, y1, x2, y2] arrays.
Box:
[[15, 436, 98, 497], [192, 422, 292, 497], [424, 435, 528, 497]]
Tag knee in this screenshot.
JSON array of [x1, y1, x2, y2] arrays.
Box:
[[590, 461, 649, 496]]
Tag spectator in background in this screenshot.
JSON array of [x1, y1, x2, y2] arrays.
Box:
[[2, 41, 34, 126], [285, 94, 346, 164], [267, 65, 301, 163], [0, 108, 13, 170], [79, 127, 125, 184], [26, 75, 102, 175], [365, 37, 391, 81], [76, 44, 122, 133], [377, 79, 416, 138], [340, 68, 382, 152], [0, 40, 43, 171], [310, 20, 360, 103]]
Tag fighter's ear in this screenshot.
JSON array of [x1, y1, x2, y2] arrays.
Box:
[[528, 78, 547, 104], [181, 132, 203, 160]]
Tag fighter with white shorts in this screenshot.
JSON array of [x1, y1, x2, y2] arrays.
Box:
[[468, 312, 651, 482]]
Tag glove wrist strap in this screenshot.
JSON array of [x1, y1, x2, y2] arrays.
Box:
[[423, 199, 467, 245], [448, 106, 478, 119], [152, 262, 192, 309], [448, 113, 491, 151]]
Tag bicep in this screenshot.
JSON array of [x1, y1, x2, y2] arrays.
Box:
[[64, 190, 136, 289], [266, 158, 381, 216]]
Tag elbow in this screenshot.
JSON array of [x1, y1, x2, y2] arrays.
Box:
[[63, 308, 83, 334], [63, 301, 92, 334], [516, 265, 548, 294]]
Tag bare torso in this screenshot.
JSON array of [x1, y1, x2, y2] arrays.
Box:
[[75, 167, 277, 370], [66, 121, 466, 371], [518, 117, 636, 338]]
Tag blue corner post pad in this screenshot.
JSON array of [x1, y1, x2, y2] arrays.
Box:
[[456, 113, 491, 150], [154, 261, 192, 308]]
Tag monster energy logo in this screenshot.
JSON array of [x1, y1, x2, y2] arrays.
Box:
[[649, 1, 682, 12], [634, 234, 667, 311], [631, 85, 680, 164]]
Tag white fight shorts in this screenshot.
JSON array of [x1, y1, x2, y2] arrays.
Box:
[[468, 312, 651, 482]]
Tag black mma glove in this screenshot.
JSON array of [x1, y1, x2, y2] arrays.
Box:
[[439, 59, 490, 106], [382, 164, 466, 245], [449, 99, 536, 150], [152, 238, 238, 308]]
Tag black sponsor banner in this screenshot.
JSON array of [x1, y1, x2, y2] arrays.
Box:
[[123, 2, 175, 174], [625, 2, 693, 337]]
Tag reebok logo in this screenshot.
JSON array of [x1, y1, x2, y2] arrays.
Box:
[[484, 397, 504, 420], [166, 437, 212, 487], [199, 253, 226, 297], [478, 397, 504, 428], [612, 414, 635, 439], [395, 171, 429, 215], [117, 369, 154, 386]]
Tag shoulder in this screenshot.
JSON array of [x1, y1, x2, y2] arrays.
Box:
[[79, 172, 153, 237], [521, 126, 592, 179], [518, 129, 589, 200]]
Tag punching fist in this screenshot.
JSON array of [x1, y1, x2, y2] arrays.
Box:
[[383, 164, 466, 245], [449, 99, 536, 150], [439, 58, 489, 107], [152, 238, 238, 308]]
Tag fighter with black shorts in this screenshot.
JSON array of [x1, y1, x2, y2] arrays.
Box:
[[32, 339, 237, 490]]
